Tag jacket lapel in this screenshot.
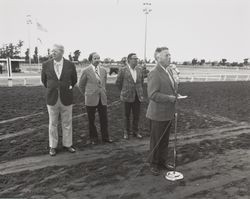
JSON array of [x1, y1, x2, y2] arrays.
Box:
[[135, 66, 140, 83], [89, 65, 100, 84], [168, 69, 178, 91], [99, 67, 105, 80], [50, 59, 58, 80], [156, 64, 176, 94], [126, 65, 136, 83], [59, 58, 67, 80]]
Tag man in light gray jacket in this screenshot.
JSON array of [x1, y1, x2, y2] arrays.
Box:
[[78, 52, 113, 145]]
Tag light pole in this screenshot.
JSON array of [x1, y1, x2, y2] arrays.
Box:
[[143, 2, 152, 62], [26, 15, 32, 65]]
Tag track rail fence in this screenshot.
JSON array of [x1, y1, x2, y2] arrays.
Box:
[[1, 73, 250, 87]]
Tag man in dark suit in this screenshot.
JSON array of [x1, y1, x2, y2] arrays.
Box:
[[146, 47, 178, 175], [116, 53, 144, 139], [41, 44, 77, 156], [78, 52, 113, 145]]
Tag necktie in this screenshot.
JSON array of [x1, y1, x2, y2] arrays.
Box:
[[95, 67, 101, 85], [95, 67, 100, 78], [55, 63, 60, 77], [167, 69, 175, 88]]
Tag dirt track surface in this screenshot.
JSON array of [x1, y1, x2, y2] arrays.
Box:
[[1, 82, 250, 198]]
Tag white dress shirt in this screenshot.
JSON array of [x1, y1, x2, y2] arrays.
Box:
[[54, 59, 63, 79], [91, 64, 100, 79], [128, 64, 137, 83], [159, 63, 175, 87]]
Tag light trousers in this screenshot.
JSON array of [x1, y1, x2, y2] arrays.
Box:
[[47, 96, 73, 148]]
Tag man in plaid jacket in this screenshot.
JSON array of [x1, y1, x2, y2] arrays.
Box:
[[116, 53, 144, 139]]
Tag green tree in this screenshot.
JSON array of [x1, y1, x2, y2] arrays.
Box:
[[104, 57, 111, 64], [120, 57, 127, 65], [82, 58, 89, 64], [73, 50, 81, 61], [0, 40, 23, 58], [68, 53, 73, 61], [192, 58, 197, 65], [200, 59, 205, 65], [244, 58, 248, 65], [25, 48, 29, 62], [220, 59, 227, 66], [33, 47, 38, 63]]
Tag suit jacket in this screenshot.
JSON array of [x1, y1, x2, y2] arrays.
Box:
[[115, 65, 144, 102], [78, 65, 107, 106], [146, 64, 177, 121], [41, 58, 77, 106]]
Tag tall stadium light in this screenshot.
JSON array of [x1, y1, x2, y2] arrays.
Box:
[[143, 2, 152, 62], [26, 15, 32, 65]]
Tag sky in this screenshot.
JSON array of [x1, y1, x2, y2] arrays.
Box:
[[0, 0, 249, 62]]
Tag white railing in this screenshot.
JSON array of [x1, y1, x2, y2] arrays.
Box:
[[20, 63, 42, 73], [1, 74, 250, 87], [1, 62, 250, 86], [180, 74, 250, 82], [0, 75, 41, 86]]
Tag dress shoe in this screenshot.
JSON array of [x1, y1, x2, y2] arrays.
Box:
[[64, 146, 76, 153], [150, 166, 160, 176], [128, 131, 133, 135], [103, 138, 113, 143], [133, 132, 143, 139], [49, 148, 56, 156], [90, 140, 98, 145], [123, 131, 129, 140], [160, 162, 174, 171]]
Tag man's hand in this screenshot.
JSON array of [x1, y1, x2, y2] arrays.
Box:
[[170, 64, 180, 75], [175, 76, 180, 85], [168, 95, 177, 103]]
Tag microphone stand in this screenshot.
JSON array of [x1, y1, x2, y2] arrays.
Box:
[[165, 66, 185, 181]]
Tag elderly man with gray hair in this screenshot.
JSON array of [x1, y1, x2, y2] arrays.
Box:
[[41, 44, 78, 156], [146, 47, 178, 175]]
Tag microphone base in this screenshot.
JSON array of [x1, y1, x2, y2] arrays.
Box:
[[165, 171, 184, 181]]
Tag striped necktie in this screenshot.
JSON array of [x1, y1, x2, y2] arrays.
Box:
[[95, 67, 101, 85], [167, 69, 176, 88], [95, 67, 100, 78]]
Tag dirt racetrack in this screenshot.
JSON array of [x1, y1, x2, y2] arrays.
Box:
[[1, 81, 250, 199]]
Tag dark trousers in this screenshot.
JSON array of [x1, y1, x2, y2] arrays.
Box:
[[86, 99, 109, 141], [123, 94, 141, 133], [148, 120, 172, 167]]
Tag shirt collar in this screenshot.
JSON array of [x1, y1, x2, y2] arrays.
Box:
[[127, 63, 136, 71], [159, 63, 171, 73], [91, 64, 99, 70], [159, 63, 167, 71], [54, 58, 63, 65]]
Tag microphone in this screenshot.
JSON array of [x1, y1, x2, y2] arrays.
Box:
[[170, 64, 180, 75]]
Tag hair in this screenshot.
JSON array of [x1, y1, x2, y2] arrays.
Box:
[[154, 47, 168, 60], [53, 44, 64, 52], [127, 53, 137, 60], [88, 52, 97, 62]]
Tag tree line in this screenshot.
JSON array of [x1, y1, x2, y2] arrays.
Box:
[[0, 41, 249, 67]]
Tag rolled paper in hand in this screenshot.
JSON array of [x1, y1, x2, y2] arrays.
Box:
[[177, 94, 187, 99]]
